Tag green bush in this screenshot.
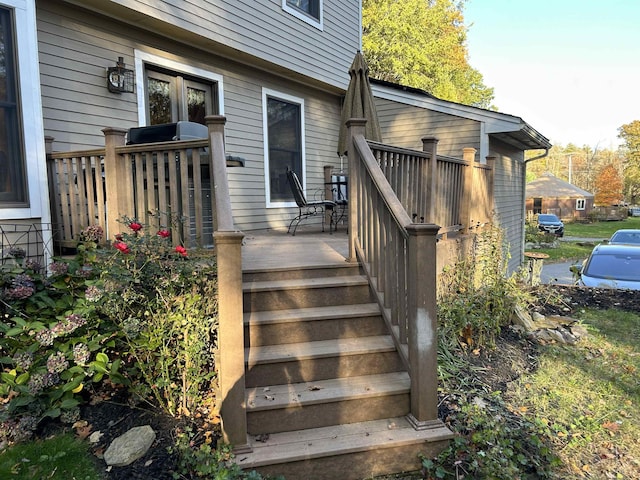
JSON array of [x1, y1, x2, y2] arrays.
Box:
[[1, 216, 218, 446]]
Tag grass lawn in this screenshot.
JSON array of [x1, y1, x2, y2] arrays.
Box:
[[533, 217, 640, 262], [0, 433, 103, 480]]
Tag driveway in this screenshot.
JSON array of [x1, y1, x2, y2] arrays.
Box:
[[540, 260, 581, 285]]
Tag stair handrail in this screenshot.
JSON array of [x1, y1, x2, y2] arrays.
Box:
[[346, 118, 441, 428], [205, 116, 248, 450]]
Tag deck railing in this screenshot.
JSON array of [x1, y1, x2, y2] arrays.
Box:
[[368, 140, 494, 236], [347, 119, 441, 427]]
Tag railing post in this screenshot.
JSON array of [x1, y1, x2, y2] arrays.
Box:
[[460, 147, 476, 234], [102, 127, 129, 240], [205, 115, 248, 451], [422, 137, 439, 224], [214, 230, 248, 451], [406, 223, 441, 427], [347, 118, 368, 263]]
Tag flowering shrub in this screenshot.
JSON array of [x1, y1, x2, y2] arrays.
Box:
[[0, 226, 124, 445], [1, 218, 218, 445]]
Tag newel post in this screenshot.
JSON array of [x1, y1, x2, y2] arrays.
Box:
[[460, 147, 477, 234], [422, 136, 439, 224], [205, 115, 249, 450], [406, 223, 441, 427], [102, 127, 130, 240], [346, 118, 367, 263]]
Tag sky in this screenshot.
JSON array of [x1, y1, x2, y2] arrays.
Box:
[[463, 0, 640, 150]]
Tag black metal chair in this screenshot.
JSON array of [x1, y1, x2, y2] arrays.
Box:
[[286, 169, 337, 235]]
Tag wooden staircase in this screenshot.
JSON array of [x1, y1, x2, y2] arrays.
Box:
[[236, 260, 453, 480]]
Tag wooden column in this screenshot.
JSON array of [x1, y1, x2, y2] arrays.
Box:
[[485, 156, 496, 222], [460, 147, 477, 234], [102, 127, 129, 241], [422, 136, 439, 224], [406, 223, 442, 427]]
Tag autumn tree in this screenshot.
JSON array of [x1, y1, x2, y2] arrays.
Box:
[[618, 120, 640, 205], [593, 164, 624, 206], [362, 0, 494, 108]]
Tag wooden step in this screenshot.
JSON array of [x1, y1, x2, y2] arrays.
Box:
[[244, 303, 385, 346], [243, 263, 362, 282], [246, 372, 410, 434], [245, 336, 404, 388], [235, 416, 454, 480], [243, 275, 373, 311]]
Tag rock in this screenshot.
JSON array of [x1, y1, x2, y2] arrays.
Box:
[[569, 324, 588, 338], [104, 425, 156, 467], [512, 305, 536, 331]]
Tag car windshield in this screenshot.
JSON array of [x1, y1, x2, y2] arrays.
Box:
[[609, 231, 640, 245], [584, 252, 640, 281], [538, 214, 559, 222]]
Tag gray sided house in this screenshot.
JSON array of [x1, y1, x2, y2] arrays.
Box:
[[1, 0, 360, 258], [525, 172, 594, 221], [370, 79, 552, 273]]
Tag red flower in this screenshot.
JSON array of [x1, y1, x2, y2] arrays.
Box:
[[114, 241, 130, 254], [175, 245, 188, 257], [115, 233, 123, 241], [129, 222, 143, 232], [157, 229, 171, 238]]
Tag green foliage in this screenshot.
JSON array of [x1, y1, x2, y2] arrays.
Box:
[[0, 432, 103, 479], [438, 225, 529, 348], [90, 217, 218, 417], [171, 429, 283, 480], [1, 216, 219, 446], [362, 0, 494, 108], [0, 232, 125, 444]]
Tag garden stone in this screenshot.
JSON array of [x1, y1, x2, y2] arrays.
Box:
[[104, 425, 156, 467]]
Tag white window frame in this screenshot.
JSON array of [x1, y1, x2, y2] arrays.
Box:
[[282, 0, 323, 30], [262, 88, 306, 208], [576, 198, 586, 211], [0, 0, 48, 221], [134, 49, 225, 126]]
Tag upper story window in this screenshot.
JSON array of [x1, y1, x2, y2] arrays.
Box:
[[283, 0, 323, 30], [0, 6, 27, 206]]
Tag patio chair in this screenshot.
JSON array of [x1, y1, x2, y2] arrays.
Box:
[[286, 169, 337, 235]]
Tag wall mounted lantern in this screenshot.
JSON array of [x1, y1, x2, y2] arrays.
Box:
[[107, 57, 134, 93]]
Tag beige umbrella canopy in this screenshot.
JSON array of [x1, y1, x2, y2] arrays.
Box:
[[337, 51, 382, 157]]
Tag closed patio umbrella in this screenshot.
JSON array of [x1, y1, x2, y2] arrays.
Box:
[[337, 51, 382, 158]]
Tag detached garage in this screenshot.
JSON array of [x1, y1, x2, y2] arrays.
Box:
[[526, 172, 594, 221]]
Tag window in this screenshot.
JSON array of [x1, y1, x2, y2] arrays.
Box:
[[0, 6, 26, 205], [576, 198, 585, 210], [533, 197, 542, 215], [263, 89, 305, 206], [283, 0, 323, 29], [145, 68, 216, 125]]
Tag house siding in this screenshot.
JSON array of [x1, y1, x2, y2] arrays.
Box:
[[57, 0, 360, 91], [375, 97, 480, 157], [37, 0, 343, 232], [490, 138, 525, 274]]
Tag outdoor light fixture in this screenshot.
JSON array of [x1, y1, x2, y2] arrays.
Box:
[[106, 57, 134, 93]]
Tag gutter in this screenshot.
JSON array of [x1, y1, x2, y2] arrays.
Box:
[[525, 148, 550, 163]]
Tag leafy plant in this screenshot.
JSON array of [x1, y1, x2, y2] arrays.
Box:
[[0, 232, 125, 444]]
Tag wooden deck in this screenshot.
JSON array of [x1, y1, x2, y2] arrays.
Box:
[[242, 227, 349, 272]]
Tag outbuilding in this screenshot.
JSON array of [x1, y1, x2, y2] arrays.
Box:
[[526, 172, 594, 220]]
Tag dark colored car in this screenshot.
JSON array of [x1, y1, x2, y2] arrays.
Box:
[[575, 244, 640, 290], [608, 229, 640, 245], [537, 214, 564, 237]]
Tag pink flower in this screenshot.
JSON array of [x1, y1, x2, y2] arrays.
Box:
[[157, 229, 171, 238], [129, 222, 143, 232], [114, 241, 130, 254], [175, 245, 188, 257]]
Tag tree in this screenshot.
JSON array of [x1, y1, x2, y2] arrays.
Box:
[[618, 120, 640, 205], [593, 164, 624, 206], [362, 0, 494, 109]]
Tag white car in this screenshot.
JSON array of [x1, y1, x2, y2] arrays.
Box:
[[608, 229, 640, 245], [576, 244, 640, 290]]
